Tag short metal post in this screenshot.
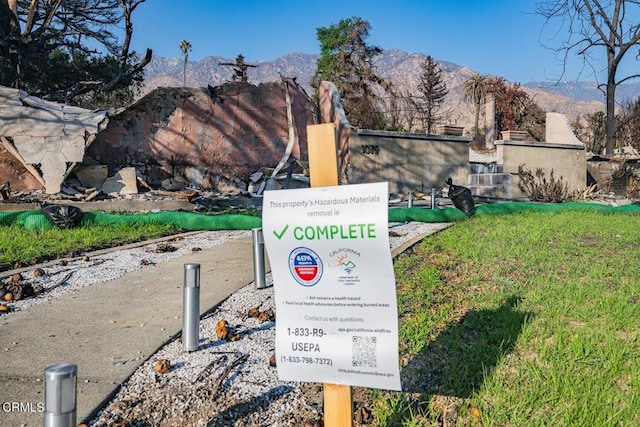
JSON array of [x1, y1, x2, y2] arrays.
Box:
[[252, 228, 267, 289], [44, 363, 77, 427], [407, 192, 414, 208], [183, 263, 200, 352], [431, 187, 437, 209]]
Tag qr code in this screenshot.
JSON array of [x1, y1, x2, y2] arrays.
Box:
[[352, 335, 377, 367]]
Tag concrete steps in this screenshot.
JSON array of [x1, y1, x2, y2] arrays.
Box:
[[467, 184, 511, 199], [467, 163, 513, 199], [468, 172, 511, 186], [469, 162, 502, 174]]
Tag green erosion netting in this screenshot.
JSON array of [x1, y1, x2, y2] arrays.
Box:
[[0, 210, 54, 229], [81, 211, 262, 230], [1, 202, 639, 230], [0, 210, 262, 230]]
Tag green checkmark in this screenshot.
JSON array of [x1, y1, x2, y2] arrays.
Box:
[[273, 224, 289, 240]]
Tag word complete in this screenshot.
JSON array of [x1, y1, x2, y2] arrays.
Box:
[[293, 223, 376, 240]]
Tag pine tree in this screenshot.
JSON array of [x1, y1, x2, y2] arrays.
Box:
[[416, 56, 448, 133], [312, 16, 388, 130]]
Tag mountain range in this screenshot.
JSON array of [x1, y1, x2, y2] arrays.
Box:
[[140, 49, 640, 132]]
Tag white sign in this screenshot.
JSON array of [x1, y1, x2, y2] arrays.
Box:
[[263, 182, 401, 390]]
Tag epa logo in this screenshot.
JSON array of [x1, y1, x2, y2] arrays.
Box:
[[288, 247, 323, 287]]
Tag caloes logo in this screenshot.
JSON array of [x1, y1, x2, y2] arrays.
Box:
[[336, 253, 357, 274], [288, 247, 323, 287]]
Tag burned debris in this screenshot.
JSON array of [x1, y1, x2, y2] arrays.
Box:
[[0, 79, 315, 207], [219, 54, 258, 83]]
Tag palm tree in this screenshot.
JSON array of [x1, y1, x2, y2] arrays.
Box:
[[463, 73, 487, 146], [178, 40, 192, 87]]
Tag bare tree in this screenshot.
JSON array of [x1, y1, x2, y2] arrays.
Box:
[[219, 54, 257, 83], [536, 0, 640, 155], [616, 97, 640, 151], [382, 83, 404, 131], [573, 111, 607, 153], [521, 99, 547, 142], [381, 83, 419, 132]]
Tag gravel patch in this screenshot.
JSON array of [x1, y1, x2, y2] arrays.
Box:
[[2, 230, 250, 313]]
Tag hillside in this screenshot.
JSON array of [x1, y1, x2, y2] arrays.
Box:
[[141, 49, 610, 133], [525, 80, 640, 103]]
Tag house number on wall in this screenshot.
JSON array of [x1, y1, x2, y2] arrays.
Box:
[[362, 145, 380, 155]]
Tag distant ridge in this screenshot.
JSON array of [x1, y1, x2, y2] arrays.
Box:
[[524, 80, 640, 103], [141, 49, 636, 131]]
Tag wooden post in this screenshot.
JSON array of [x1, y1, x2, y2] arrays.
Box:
[[307, 123, 340, 188], [307, 123, 353, 427], [323, 383, 353, 426]]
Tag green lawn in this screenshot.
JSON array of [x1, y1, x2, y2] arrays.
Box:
[[373, 209, 640, 426], [0, 207, 260, 267], [0, 222, 179, 267]]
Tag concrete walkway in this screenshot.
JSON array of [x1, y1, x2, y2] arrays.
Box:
[[0, 236, 255, 426], [0, 222, 449, 426]]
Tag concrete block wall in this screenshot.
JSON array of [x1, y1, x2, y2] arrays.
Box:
[[347, 129, 471, 194], [496, 140, 587, 199]]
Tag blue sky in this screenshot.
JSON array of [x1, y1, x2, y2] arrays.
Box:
[[129, 0, 633, 84]]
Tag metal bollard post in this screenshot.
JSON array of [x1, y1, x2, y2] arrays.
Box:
[[431, 187, 437, 209], [407, 192, 414, 208], [252, 228, 267, 289], [183, 263, 200, 352], [44, 363, 77, 427]]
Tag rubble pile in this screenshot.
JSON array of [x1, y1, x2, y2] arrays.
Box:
[[0, 162, 311, 215]]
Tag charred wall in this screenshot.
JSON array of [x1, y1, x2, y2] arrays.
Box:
[[87, 80, 315, 190]]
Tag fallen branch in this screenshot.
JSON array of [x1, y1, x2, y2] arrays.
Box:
[[193, 355, 228, 384], [46, 272, 74, 292], [213, 353, 249, 399]]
